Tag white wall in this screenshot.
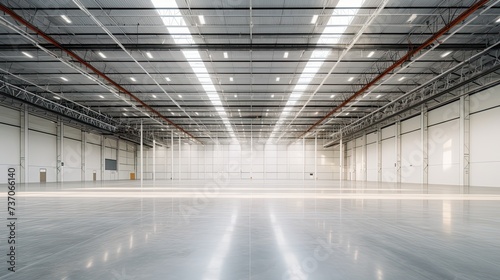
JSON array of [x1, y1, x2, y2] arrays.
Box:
[[469, 86, 500, 187], [139, 139, 338, 180], [0, 105, 138, 183], [342, 83, 500, 187]]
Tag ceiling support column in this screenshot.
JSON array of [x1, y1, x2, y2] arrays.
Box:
[[81, 131, 86, 181], [377, 127, 382, 183], [460, 95, 470, 187], [421, 106, 428, 185], [20, 104, 29, 184], [362, 132, 367, 182], [56, 119, 64, 183], [153, 139, 156, 182], [395, 121, 401, 184], [339, 138, 344, 181], [140, 120, 143, 186]]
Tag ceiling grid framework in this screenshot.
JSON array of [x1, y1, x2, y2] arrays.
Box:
[[0, 0, 499, 145]]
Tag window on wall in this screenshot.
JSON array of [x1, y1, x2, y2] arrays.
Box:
[[105, 159, 117, 170]]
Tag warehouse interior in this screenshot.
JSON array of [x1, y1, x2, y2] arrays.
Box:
[[1, 0, 500, 279]]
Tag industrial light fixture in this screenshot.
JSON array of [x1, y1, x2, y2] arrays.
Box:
[[146, 52, 153, 59], [271, 94, 275, 98], [130, 77, 136, 82], [496, 17, 500, 23], [376, 94, 382, 98], [22, 51, 33, 58], [367, 51, 375, 57], [198, 15, 205, 25], [98, 52, 106, 59], [283, 52, 289, 58], [315, 112, 319, 115], [311, 14, 319, 24], [330, 94, 335, 98], [123, 113, 128, 116], [178, 94, 182, 98], [152, 94, 157, 98], [234, 94, 237, 97], [165, 77, 171, 81], [348, 77, 354, 82], [346, 112, 350, 115], [398, 76, 406, 81], [276, 77, 280, 82], [441, 51, 452, 58], [99, 95, 105, 99], [230, 77, 234, 82], [407, 14, 417, 23], [195, 112, 199, 115], [61, 15, 72, 24], [53, 96, 61, 100], [223, 52, 228, 58], [60, 77, 68, 81]]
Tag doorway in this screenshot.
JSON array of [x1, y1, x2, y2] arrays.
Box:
[[39, 168, 46, 183]]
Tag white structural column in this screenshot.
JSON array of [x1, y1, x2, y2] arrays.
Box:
[[339, 138, 343, 181], [171, 133, 174, 180], [153, 139, 156, 181], [178, 135, 181, 180], [351, 140, 356, 181], [314, 134, 317, 180], [81, 131, 86, 181], [459, 95, 470, 186], [302, 137, 305, 180], [421, 106, 428, 184], [263, 143, 266, 179], [165, 143, 168, 180], [362, 132, 367, 181], [101, 135, 105, 181], [395, 121, 401, 183], [56, 120, 64, 182], [20, 105, 29, 184], [377, 127, 382, 182], [140, 121, 143, 185]]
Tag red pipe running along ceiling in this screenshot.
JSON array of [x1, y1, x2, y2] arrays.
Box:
[[0, 4, 199, 142], [298, 0, 490, 139]]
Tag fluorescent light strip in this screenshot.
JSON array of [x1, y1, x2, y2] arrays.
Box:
[[146, 52, 153, 58], [198, 15, 205, 25], [441, 51, 452, 58], [98, 52, 106, 58], [152, 0, 236, 140], [61, 15, 72, 24], [311, 14, 319, 24], [407, 14, 417, 23], [283, 51, 289, 58], [269, 0, 365, 141], [22, 51, 33, 58]]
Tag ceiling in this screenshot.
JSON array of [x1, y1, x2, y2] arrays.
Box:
[[0, 0, 499, 146]]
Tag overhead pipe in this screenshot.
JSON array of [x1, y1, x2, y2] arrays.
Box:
[[0, 4, 199, 142], [298, 0, 490, 139]]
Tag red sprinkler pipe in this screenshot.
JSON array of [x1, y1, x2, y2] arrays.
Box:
[[298, 0, 490, 139], [0, 4, 199, 142]]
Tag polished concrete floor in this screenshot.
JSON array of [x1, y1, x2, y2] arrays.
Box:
[[1, 179, 500, 280]]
